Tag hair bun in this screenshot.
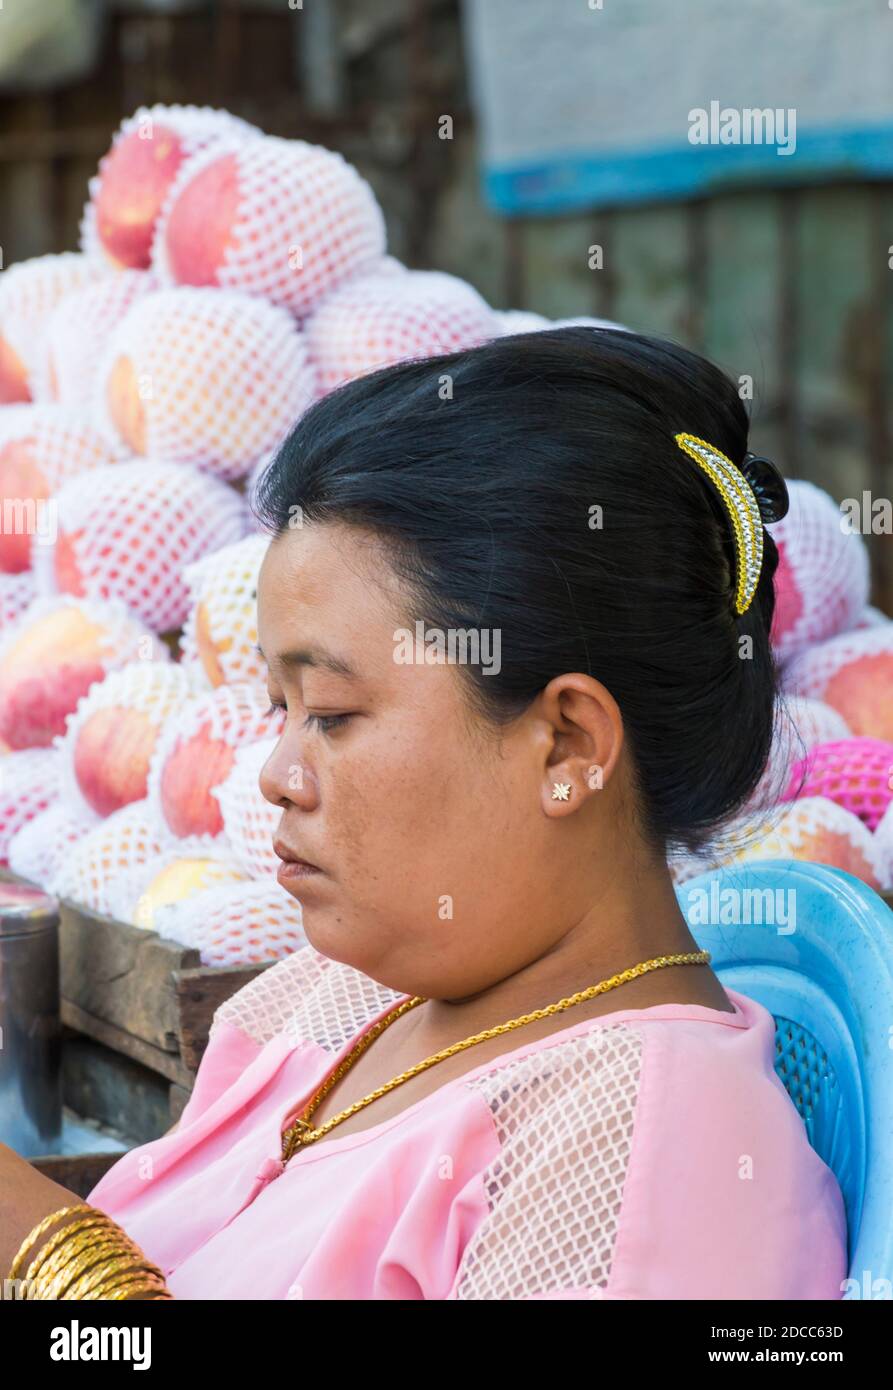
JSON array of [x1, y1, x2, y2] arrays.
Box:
[[741, 452, 789, 524]]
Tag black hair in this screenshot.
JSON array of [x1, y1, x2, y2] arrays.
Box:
[[254, 326, 784, 857]]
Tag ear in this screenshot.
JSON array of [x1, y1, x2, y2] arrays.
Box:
[[534, 674, 624, 818]]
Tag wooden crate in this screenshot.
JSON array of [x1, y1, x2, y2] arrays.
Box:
[[0, 867, 272, 1134]]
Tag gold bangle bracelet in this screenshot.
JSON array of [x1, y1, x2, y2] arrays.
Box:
[[85, 1267, 167, 1301], [8, 1204, 95, 1282], [50, 1238, 142, 1301], [63, 1247, 162, 1302], [98, 1270, 172, 1302], [25, 1218, 119, 1296]]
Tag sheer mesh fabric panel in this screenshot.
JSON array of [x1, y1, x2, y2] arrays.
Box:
[[450, 1024, 643, 1300], [211, 946, 406, 1051]]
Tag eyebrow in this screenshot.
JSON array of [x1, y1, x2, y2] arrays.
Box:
[[254, 642, 357, 679]]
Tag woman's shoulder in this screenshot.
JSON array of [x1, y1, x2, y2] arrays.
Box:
[[210, 943, 407, 1051]]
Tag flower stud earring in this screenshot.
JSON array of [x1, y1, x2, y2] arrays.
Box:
[[551, 782, 571, 802]]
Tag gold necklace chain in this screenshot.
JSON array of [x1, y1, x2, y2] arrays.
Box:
[[280, 949, 711, 1162]]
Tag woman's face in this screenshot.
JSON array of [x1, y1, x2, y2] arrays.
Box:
[[257, 521, 627, 999]]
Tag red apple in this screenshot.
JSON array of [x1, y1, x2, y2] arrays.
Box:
[[74, 706, 157, 816], [0, 606, 108, 748], [95, 125, 187, 269], [162, 152, 240, 286], [0, 335, 31, 403], [160, 719, 236, 837], [0, 439, 48, 573]]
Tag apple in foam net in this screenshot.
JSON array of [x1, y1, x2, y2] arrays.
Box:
[[160, 719, 236, 838], [0, 439, 49, 573], [106, 356, 148, 454], [0, 334, 31, 404], [161, 153, 240, 286], [74, 706, 158, 817], [94, 125, 187, 269], [0, 607, 108, 749]]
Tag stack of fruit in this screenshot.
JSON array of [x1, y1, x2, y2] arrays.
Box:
[[670, 480, 893, 894], [0, 102, 889, 961]]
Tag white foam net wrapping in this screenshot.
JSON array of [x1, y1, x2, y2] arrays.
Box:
[[551, 315, 632, 332], [0, 747, 63, 860], [48, 797, 168, 916], [80, 104, 257, 269], [851, 605, 890, 631], [0, 594, 169, 750], [0, 407, 124, 574], [154, 878, 307, 967], [492, 309, 550, 335], [215, 737, 280, 880], [152, 134, 386, 317], [104, 844, 250, 930], [56, 660, 202, 822], [304, 268, 500, 393], [0, 253, 109, 396], [745, 694, 852, 813], [177, 534, 269, 688], [7, 799, 96, 889], [0, 572, 36, 633], [91, 287, 316, 481], [874, 801, 893, 892], [781, 625, 893, 743], [34, 270, 157, 405], [146, 681, 284, 847], [768, 480, 870, 666], [671, 796, 886, 892], [35, 459, 247, 631]]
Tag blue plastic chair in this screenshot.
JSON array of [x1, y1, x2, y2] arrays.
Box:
[[676, 858, 893, 1297]]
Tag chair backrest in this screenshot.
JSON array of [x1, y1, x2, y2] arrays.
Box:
[[676, 859, 893, 1297]]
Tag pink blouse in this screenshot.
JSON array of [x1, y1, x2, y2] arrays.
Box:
[[86, 944, 848, 1299]]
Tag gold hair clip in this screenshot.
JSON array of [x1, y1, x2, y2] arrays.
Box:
[[674, 432, 764, 615]]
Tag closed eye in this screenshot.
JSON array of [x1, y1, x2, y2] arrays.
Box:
[[264, 700, 350, 735]]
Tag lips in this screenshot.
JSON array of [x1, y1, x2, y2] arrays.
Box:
[[273, 838, 320, 872]]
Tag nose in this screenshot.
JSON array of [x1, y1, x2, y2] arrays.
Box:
[[258, 729, 319, 811]]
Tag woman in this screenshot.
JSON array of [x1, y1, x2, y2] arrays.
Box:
[[1, 327, 846, 1299]]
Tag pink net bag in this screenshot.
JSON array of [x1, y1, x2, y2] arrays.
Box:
[[215, 737, 280, 880], [153, 879, 307, 967], [0, 573, 36, 634], [34, 270, 157, 405], [92, 286, 316, 481], [781, 737, 893, 833], [782, 625, 893, 743], [152, 134, 386, 317], [48, 797, 168, 916], [0, 253, 108, 402], [0, 747, 63, 861], [35, 459, 247, 631], [304, 267, 500, 394], [105, 845, 250, 931], [146, 682, 284, 848], [0, 594, 169, 749], [177, 535, 269, 688], [80, 104, 257, 270], [7, 799, 95, 889], [768, 480, 870, 665], [0, 405, 124, 573], [57, 660, 202, 821]]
